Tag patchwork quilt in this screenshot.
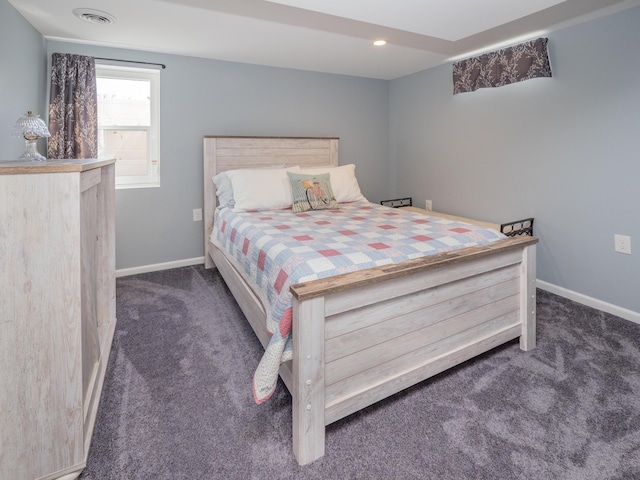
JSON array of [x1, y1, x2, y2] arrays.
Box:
[[211, 202, 505, 404]]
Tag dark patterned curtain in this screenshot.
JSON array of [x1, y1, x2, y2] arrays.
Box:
[[453, 38, 552, 95], [48, 53, 98, 159]]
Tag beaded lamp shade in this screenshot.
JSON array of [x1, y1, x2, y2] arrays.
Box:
[[12, 111, 51, 161]]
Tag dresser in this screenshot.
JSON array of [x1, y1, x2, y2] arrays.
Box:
[[0, 158, 116, 480]]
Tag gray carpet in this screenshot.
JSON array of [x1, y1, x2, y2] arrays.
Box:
[[79, 265, 640, 480]]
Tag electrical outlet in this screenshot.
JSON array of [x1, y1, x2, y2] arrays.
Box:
[[425, 199, 432, 211], [614, 234, 631, 255], [193, 208, 203, 222]]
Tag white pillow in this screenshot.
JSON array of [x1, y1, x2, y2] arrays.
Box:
[[212, 165, 289, 209], [226, 166, 301, 211], [212, 172, 234, 207], [299, 164, 367, 203]]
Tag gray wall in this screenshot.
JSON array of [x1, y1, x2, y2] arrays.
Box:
[[0, 0, 47, 159], [46, 41, 390, 270], [389, 7, 640, 312]]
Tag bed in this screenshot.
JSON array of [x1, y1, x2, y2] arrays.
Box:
[[203, 135, 538, 465]]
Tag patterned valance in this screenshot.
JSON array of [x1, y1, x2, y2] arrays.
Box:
[[453, 38, 551, 95]]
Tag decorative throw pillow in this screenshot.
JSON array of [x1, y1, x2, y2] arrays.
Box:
[[287, 172, 338, 213]]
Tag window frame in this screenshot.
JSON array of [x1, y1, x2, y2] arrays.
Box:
[[96, 64, 161, 189]]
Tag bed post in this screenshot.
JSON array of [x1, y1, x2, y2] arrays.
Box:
[[203, 137, 217, 269], [519, 244, 537, 351], [292, 296, 326, 465]]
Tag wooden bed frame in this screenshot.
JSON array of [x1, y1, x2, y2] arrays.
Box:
[[203, 136, 538, 465]]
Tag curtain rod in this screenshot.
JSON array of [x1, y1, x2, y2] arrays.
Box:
[[94, 57, 166, 69]]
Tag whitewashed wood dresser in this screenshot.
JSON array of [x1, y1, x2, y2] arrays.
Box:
[[0, 158, 116, 480]]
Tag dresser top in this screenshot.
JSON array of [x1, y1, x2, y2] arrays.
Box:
[[0, 158, 115, 175]]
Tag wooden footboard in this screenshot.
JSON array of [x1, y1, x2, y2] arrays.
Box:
[[210, 235, 536, 465], [289, 235, 537, 464]]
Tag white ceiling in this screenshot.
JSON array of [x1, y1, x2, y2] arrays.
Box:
[[9, 0, 640, 79], [264, 0, 568, 41]]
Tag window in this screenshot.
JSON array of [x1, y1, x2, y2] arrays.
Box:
[[96, 65, 160, 188]]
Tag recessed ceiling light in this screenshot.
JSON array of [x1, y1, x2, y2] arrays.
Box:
[[73, 8, 117, 25], [373, 40, 387, 46]]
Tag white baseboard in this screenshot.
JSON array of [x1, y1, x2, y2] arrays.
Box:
[[536, 280, 640, 325], [116, 257, 205, 278]]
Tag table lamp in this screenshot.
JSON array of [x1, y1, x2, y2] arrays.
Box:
[[12, 111, 51, 161]]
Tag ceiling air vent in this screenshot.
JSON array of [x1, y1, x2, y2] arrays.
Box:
[[73, 8, 117, 25]]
